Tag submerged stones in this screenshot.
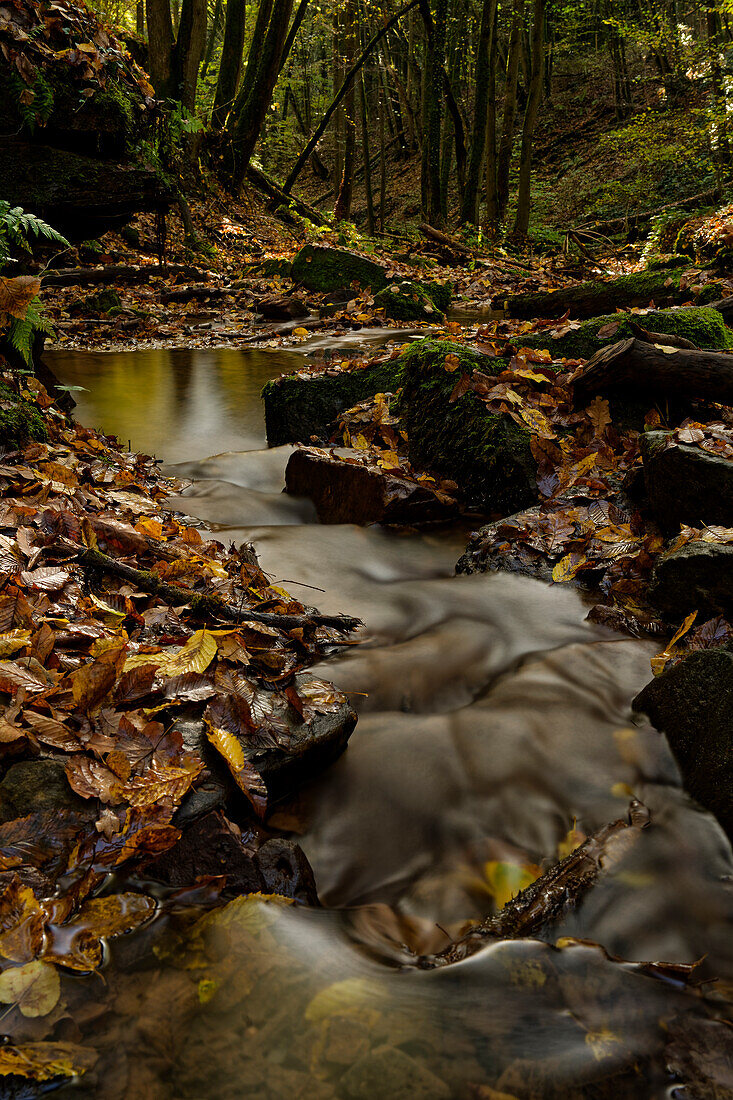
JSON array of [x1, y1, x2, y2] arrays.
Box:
[[292, 244, 390, 293], [634, 649, 733, 840]]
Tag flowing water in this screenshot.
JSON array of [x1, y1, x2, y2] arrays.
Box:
[[47, 344, 733, 1100]]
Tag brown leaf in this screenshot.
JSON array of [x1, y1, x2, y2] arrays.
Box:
[[65, 755, 124, 804], [0, 275, 41, 320], [0, 876, 45, 962], [448, 373, 471, 403], [70, 643, 126, 712]]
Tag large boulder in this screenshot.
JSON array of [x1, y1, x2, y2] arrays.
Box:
[[291, 244, 389, 293], [633, 649, 733, 839], [641, 430, 733, 533], [649, 543, 733, 616], [285, 446, 456, 525], [520, 307, 731, 361], [399, 340, 536, 515], [262, 357, 404, 446]]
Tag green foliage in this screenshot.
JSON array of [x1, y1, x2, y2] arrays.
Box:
[[6, 297, 53, 366], [8, 71, 54, 134], [0, 201, 69, 271]]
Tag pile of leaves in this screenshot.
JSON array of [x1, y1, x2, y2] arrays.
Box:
[[0, 365, 354, 1074], [0, 0, 155, 119]]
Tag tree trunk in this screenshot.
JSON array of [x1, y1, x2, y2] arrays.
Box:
[[212, 0, 246, 130], [136, 0, 145, 37], [571, 338, 733, 406], [460, 0, 497, 225], [173, 0, 208, 110], [513, 0, 545, 237], [420, 0, 449, 227], [228, 0, 295, 186], [360, 73, 375, 235], [146, 0, 175, 97], [202, 0, 224, 77], [496, 0, 522, 218], [483, 0, 498, 227]]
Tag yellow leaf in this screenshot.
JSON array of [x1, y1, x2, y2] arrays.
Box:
[[163, 629, 218, 677], [353, 433, 370, 450], [0, 629, 32, 658], [517, 405, 556, 438], [292, 327, 309, 337], [551, 553, 587, 583], [0, 1041, 96, 1080], [205, 724, 267, 817], [305, 978, 384, 1024], [668, 610, 698, 649], [0, 960, 60, 1017], [483, 861, 541, 909], [378, 450, 400, 469]]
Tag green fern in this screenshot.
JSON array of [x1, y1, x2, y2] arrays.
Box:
[[8, 72, 54, 134], [5, 297, 53, 366], [0, 200, 69, 272]]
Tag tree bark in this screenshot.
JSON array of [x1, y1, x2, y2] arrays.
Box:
[[496, 0, 522, 218], [571, 337, 733, 406], [513, 0, 545, 237], [212, 0, 246, 129], [460, 0, 497, 225], [146, 0, 175, 97], [173, 0, 208, 110], [334, 0, 357, 221], [360, 73, 375, 235], [419, 0, 449, 227]]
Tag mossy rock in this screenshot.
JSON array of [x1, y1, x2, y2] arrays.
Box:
[[0, 383, 48, 449], [500, 269, 691, 321], [633, 648, 733, 839], [80, 288, 122, 314], [260, 257, 293, 278], [641, 430, 733, 534], [373, 280, 445, 322], [649, 542, 733, 616], [262, 358, 405, 446], [521, 307, 731, 361], [291, 244, 389, 293], [398, 340, 536, 514]]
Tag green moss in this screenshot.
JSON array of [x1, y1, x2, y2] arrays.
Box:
[[0, 385, 48, 449], [291, 244, 389, 293], [398, 341, 536, 514], [426, 281, 452, 313], [80, 289, 122, 314], [503, 268, 690, 320], [373, 280, 445, 322], [520, 306, 731, 360], [262, 358, 405, 445]]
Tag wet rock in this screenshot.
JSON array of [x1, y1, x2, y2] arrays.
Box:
[[255, 294, 308, 320], [0, 140, 172, 240], [79, 288, 122, 315], [399, 340, 536, 515], [649, 543, 733, 615], [140, 812, 319, 902], [262, 358, 404, 446], [456, 508, 555, 581], [319, 287, 355, 318], [285, 447, 456, 525], [0, 759, 92, 823], [520, 306, 731, 360], [373, 280, 447, 322], [291, 244, 389, 293], [340, 1045, 450, 1100], [176, 673, 357, 815], [641, 431, 733, 533], [633, 649, 733, 839]]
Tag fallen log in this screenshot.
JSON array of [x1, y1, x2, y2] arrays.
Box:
[[500, 268, 690, 320], [571, 337, 733, 405], [421, 800, 650, 967], [43, 264, 211, 288], [245, 164, 330, 228], [74, 546, 361, 633], [627, 319, 698, 350]]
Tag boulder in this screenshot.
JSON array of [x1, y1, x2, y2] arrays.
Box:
[[520, 307, 731, 361], [373, 280, 448, 322], [649, 543, 733, 616], [399, 340, 536, 515], [291, 244, 389, 293], [176, 672, 357, 813], [641, 431, 733, 532], [633, 649, 733, 839], [0, 759, 92, 823], [341, 1046, 450, 1100], [0, 382, 48, 449], [0, 140, 172, 239], [255, 294, 308, 320], [262, 357, 404, 446], [285, 447, 456, 525]]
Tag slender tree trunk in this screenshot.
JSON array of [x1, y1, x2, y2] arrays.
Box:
[[707, 0, 731, 164], [460, 0, 497, 225], [420, 0, 449, 227], [496, 0, 522, 218], [136, 0, 145, 37], [173, 0, 207, 110], [379, 83, 387, 232], [202, 0, 224, 76], [334, 0, 357, 220], [360, 72, 375, 235], [146, 0, 175, 97], [513, 0, 545, 237], [212, 0, 246, 129], [484, 3, 498, 226], [228, 0, 295, 185]]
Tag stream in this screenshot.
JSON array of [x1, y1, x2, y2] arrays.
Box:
[[47, 343, 733, 1099]]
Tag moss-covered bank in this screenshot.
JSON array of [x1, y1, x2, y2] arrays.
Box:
[[373, 280, 451, 322], [501, 269, 694, 320], [398, 341, 536, 514], [291, 244, 390, 293], [520, 307, 731, 360], [0, 381, 48, 449]]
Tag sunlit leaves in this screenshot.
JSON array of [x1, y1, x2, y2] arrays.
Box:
[[0, 960, 60, 1017]]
